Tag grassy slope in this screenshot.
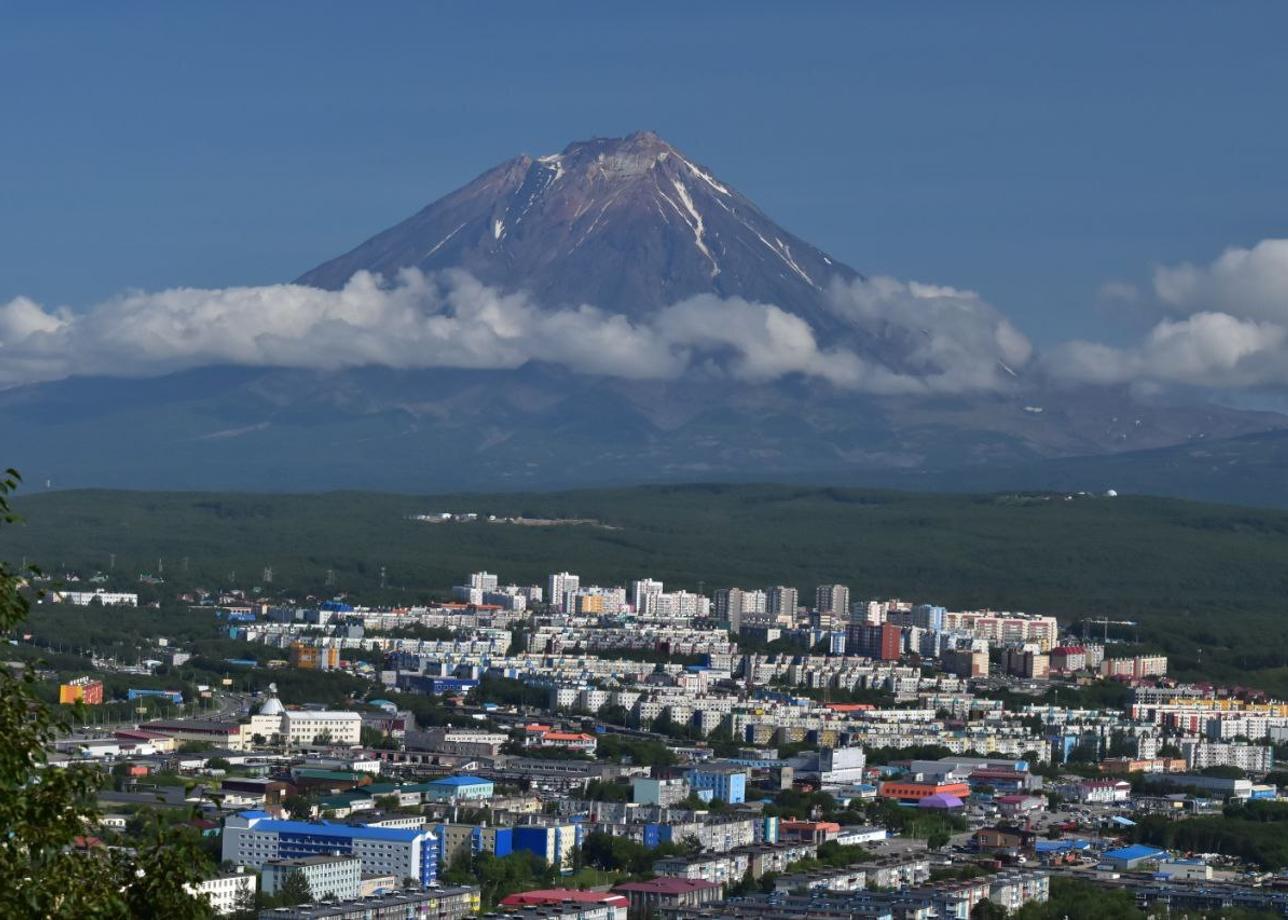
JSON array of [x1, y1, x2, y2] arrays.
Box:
[[5, 483, 1288, 691]]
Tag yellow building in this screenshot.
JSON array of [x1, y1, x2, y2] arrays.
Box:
[[59, 677, 104, 705], [290, 643, 340, 670]]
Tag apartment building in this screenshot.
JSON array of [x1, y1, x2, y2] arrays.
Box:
[[261, 855, 362, 901]]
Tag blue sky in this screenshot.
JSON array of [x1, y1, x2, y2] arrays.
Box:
[[2, 2, 1285, 346]]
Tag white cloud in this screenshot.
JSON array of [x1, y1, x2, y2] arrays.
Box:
[[1046, 312, 1288, 388], [0, 268, 1026, 394], [1154, 239, 1288, 322], [1047, 238, 1288, 389], [824, 276, 1034, 392], [12, 241, 1288, 398]]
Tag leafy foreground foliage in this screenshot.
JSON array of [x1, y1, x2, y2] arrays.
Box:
[[0, 470, 212, 918]]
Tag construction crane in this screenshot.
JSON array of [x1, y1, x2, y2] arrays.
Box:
[[1080, 618, 1138, 643]]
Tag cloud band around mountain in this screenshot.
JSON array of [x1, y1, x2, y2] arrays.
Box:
[[4, 238, 1286, 394], [0, 268, 1031, 394]]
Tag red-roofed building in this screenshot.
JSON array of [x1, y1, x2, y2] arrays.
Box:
[[539, 731, 598, 753], [1050, 646, 1087, 672], [879, 780, 972, 804], [612, 877, 722, 914], [521, 723, 598, 753], [113, 729, 178, 753], [996, 794, 1046, 817], [500, 889, 628, 920]]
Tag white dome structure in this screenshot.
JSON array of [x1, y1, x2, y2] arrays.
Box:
[[258, 683, 285, 717]]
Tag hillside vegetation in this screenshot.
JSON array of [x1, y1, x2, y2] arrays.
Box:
[[5, 483, 1288, 692]]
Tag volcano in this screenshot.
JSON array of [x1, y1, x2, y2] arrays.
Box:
[[298, 131, 858, 335], [2, 131, 1286, 499]]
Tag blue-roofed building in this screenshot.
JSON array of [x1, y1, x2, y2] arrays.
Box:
[[1035, 839, 1093, 859], [221, 812, 437, 887], [421, 775, 494, 803], [1102, 844, 1168, 870]]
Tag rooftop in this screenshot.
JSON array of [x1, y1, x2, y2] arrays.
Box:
[[237, 813, 428, 842], [1104, 844, 1168, 862], [614, 877, 721, 895], [500, 890, 629, 907], [427, 775, 492, 787]]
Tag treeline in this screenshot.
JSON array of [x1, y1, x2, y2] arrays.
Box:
[[1129, 802, 1288, 869]]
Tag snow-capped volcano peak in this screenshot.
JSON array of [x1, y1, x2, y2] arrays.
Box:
[[296, 131, 858, 327]]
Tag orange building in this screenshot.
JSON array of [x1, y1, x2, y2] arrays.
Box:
[[779, 820, 841, 844], [59, 677, 104, 705], [289, 643, 340, 670], [878, 780, 971, 803]]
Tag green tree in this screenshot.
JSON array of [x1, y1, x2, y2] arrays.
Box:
[[360, 725, 398, 750], [0, 469, 214, 917], [276, 869, 312, 906], [971, 899, 1008, 920], [596, 702, 630, 725], [282, 795, 314, 819]]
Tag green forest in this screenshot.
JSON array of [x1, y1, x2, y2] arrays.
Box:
[[5, 482, 1288, 692]]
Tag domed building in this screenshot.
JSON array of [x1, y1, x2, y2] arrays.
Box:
[[257, 683, 285, 717], [918, 792, 965, 810], [244, 682, 361, 747]]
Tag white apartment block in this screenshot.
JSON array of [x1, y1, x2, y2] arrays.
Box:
[[632, 578, 664, 613], [1182, 741, 1274, 773], [548, 572, 580, 612], [187, 871, 257, 915], [261, 855, 362, 901], [767, 586, 799, 621], [815, 584, 850, 616], [54, 589, 139, 607], [942, 611, 1059, 651], [651, 590, 711, 620]]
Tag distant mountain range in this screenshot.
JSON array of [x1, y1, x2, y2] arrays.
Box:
[[3, 131, 1286, 504]]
